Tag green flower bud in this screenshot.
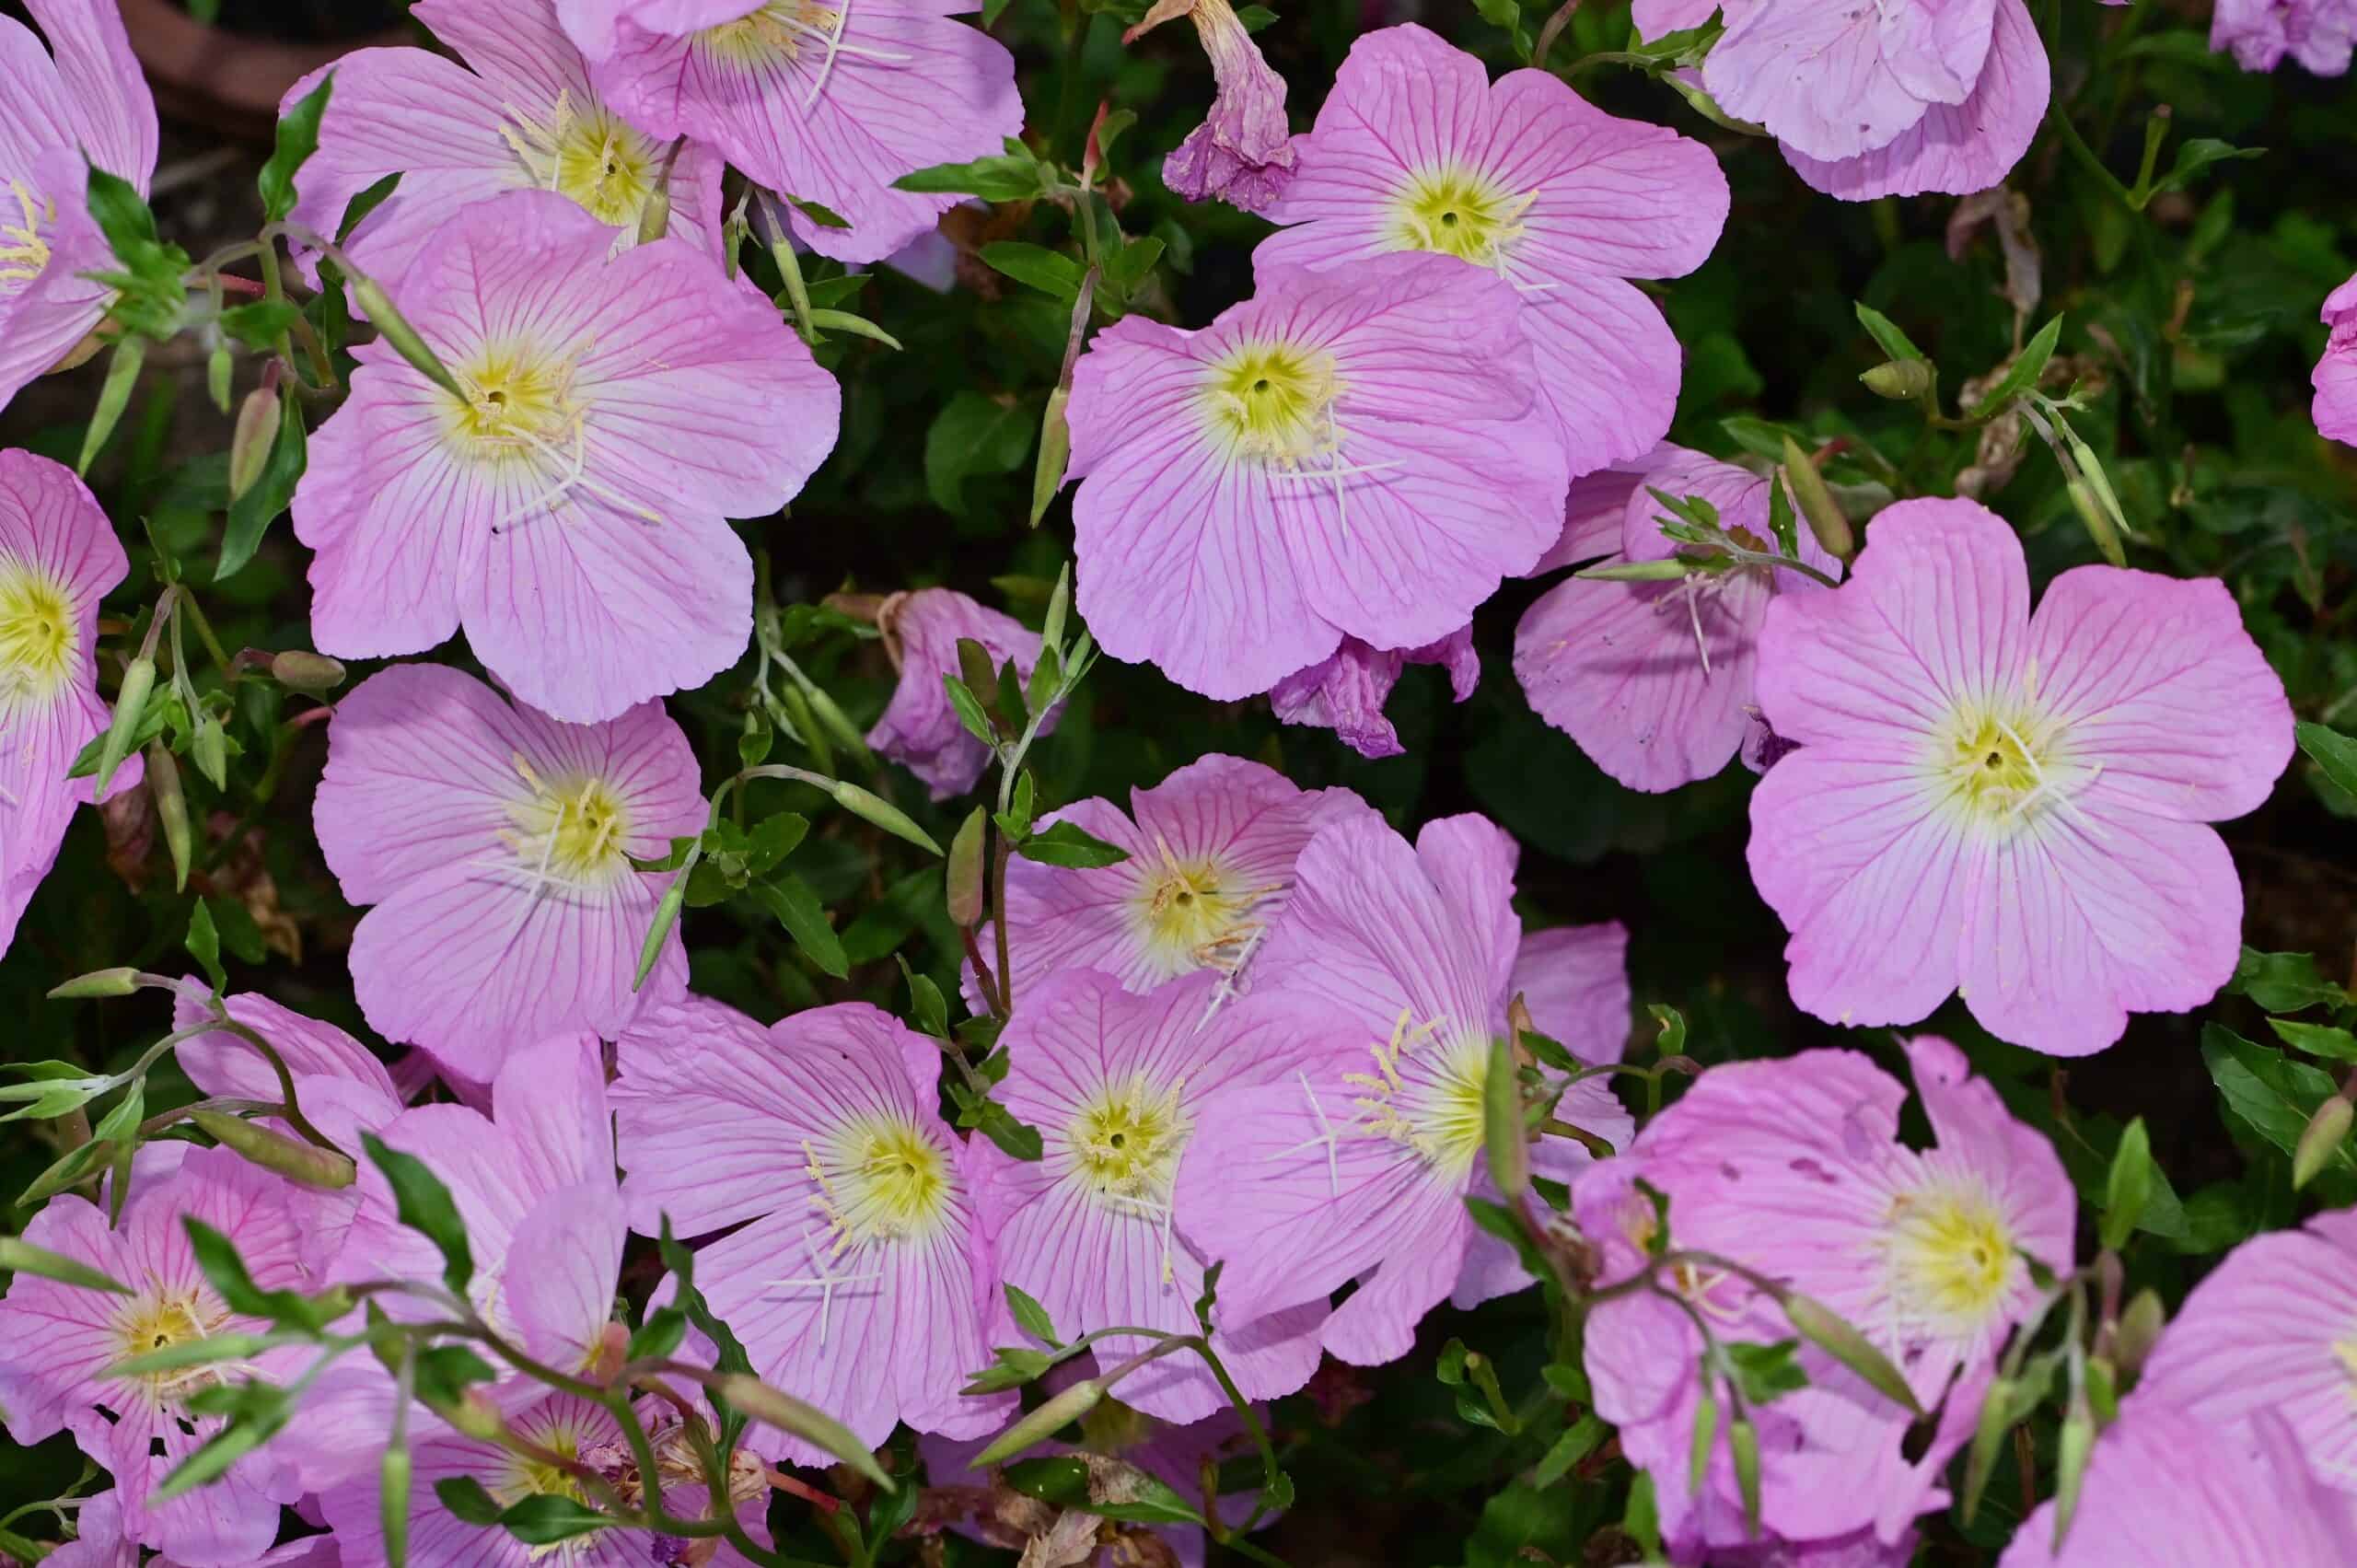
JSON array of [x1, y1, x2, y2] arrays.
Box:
[[717, 1374, 894, 1487], [831, 781, 943, 855], [2112, 1288, 2165, 1375], [634, 880, 687, 993], [1030, 384, 1071, 529], [946, 807, 988, 928], [2051, 1410, 2095, 1551], [96, 656, 156, 796], [1782, 1292, 1922, 1416], [190, 1110, 357, 1191], [350, 275, 467, 401], [206, 345, 234, 413], [1779, 435, 1854, 562], [1859, 359, 1933, 401], [47, 967, 144, 1000], [146, 742, 192, 893], [2293, 1094, 2352, 1191], [228, 386, 281, 503], [270, 650, 347, 693], [974, 1376, 1105, 1469], [1960, 1374, 2014, 1524]]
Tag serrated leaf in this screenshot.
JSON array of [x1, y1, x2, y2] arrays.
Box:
[[261, 73, 334, 223]]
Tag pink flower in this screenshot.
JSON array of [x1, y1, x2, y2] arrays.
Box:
[[1269, 627, 1477, 761], [1515, 445, 1840, 794], [1638, 0, 2051, 202], [869, 587, 1055, 799], [1171, 813, 1632, 1367], [1064, 254, 1570, 700], [0, 449, 139, 958], [1254, 25, 1727, 478], [1997, 1398, 2357, 1564], [47, 1491, 337, 1568], [576, 0, 1022, 263], [280, 0, 728, 291], [0, 1149, 310, 1566], [2315, 274, 2357, 445], [312, 663, 703, 1079], [978, 969, 1348, 1422], [1126, 0, 1296, 212], [1578, 1039, 2070, 1554], [2210, 0, 2355, 74], [611, 996, 1010, 1461], [557, 0, 768, 61], [1747, 498, 2293, 1055], [0, 0, 157, 412], [2136, 1207, 2357, 1496], [292, 189, 839, 723], [978, 753, 1372, 1004]]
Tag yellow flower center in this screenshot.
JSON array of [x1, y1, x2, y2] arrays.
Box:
[[1129, 842, 1266, 981], [1931, 691, 2088, 834], [702, 0, 844, 64], [1388, 167, 1534, 270], [808, 1112, 954, 1246], [1202, 341, 1341, 467], [0, 179, 53, 288], [498, 90, 666, 231], [503, 755, 633, 887], [0, 555, 75, 704], [448, 344, 578, 463], [1069, 1075, 1189, 1207], [1884, 1180, 2016, 1334], [1345, 1011, 1491, 1179], [110, 1288, 237, 1404]]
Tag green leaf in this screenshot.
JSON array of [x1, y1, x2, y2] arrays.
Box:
[[1968, 314, 2064, 418], [85, 162, 159, 253], [182, 1218, 344, 1332], [434, 1476, 505, 1527], [261, 73, 334, 223], [1469, 0, 1531, 59], [338, 171, 401, 242], [186, 900, 226, 993], [2230, 947, 2351, 1014], [412, 1345, 498, 1407], [925, 390, 1035, 515], [752, 875, 849, 979], [215, 299, 304, 350], [627, 1304, 688, 1363], [1854, 301, 1929, 363], [498, 1494, 610, 1547], [2270, 1018, 2357, 1063], [217, 395, 306, 582], [2202, 1024, 2340, 1160], [2145, 136, 2264, 202], [1532, 1414, 1605, 1488], [0, 1234, 134, 1295], [1004, 1283, 1060, 1346], [360, 1132, 475, 1295], [980, 240, 1085, 303], [892, 142, 1051, 202], [2099, 1118, 2155, 1252], [1723, 1340, 1809, 1404], [784, 193, 851, 228], [156, 1388, 291, 1499], [2296, 722, 2357, 804], [655, 1219, 757, 1450], [1015, 819, 1130, 869]]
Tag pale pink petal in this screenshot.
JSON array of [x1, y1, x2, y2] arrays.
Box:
[[1706, 0, 1994, 162], [1510, 922, 1631, 1064], [504, 1179, 626, 1372]]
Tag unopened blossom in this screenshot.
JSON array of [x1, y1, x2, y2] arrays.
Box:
[[1172, 813, 1632, 1366], [281, 0, 727, 291], [0, 450, 139, 958], [1270, 627, 1477, 761], [978, 753, 1372, 1003], [613, 997, 1009, 1460], [312, 664, 703, 1078], [980, 968, 1351, 1422], [1578, 1040, 2070, 1552], [1065, 254, 1570, 700], [47, 1491, 338, 1568], [869, 587, 1057, 799], [321, 1386, 772, 1567], [1747, 498, 2294, 1054], [2315, 274, 2357, 445], [2137, 1206, 2357, 1496], [0, 0, 157, 412], [1634, 0, 2051, 202], [1255, 25, 1728, 476], [1998, 1399, 2357, 1564], [2210, 0, 2355, 74], [0, 1149, 309, 1566], [575, 0, 1022, 262], [1127, 0, 1295, 211], [292, 190, 839, 723], [1515, 446, 1839, 793]]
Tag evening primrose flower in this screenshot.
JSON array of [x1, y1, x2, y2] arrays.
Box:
[[2314, 274, 2357, 445], [280, 0, 728, 290], [312, 664, 703, 1079], [978, 753, 1373, 1003], [1254, 25, 1727, 478], [0, 1149, 309, 1566], [1747, 499, 2294, 1055], [1170, 812, 1631, 1366], [0, 449, 139, 960], [0, 0, 157, 412], [1269, 627, 1477, 761], [869, 587, 1057, 799], [1126, 0, 1295, 212], [574, 0, 1022, 262], [292, 190, 839, 724], [2209, 0, 2354, 75], [1064, 254, 1570, 700], [45, 1490, 336, 1568], [978, 969, 1354, 1422], [1578, 1040, 2072, 1554], [612, 997, 1009, 1461]]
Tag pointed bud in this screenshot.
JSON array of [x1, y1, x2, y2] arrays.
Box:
[[974, 1376, 1104, 1468], [2064, 473, 2126, 568], [146, 742, 192, 893], [96, 656, 156, 795], [1859, 359, 1934, 401], [1779, 436, 1853, 562], [2293, 1094, 2352, 1191], [1041, 563, 1072, 657], [227, 385, 281, 502], [207, 345, 234, 413], [636, 146, 679, 246], [47, 967, 143, 1000], [946, 807, 988, 927], [270, 649, 346, 692], [1573, 559, 1693, 583], [1960, 1374, 2014, 1524], [2050, 1409, 2094, 1551], [1687, 1382, 1718, 1494], [380, 1440, 412, 1568], [442, 1390, 505, 1441], [717, 1374, 894, 1488], [1782, 1292, 1922, 1417], [1728, 1417, 1762, 1536], [831, 781, 943, 855], [78, 337, 147, 477], [190, 1110, 357, 1191], [1481, 1036, 1527, 1199], [1030, 384, 1071, 529], [190, 712, 228, 792], [2112, 1289, 2165, 1376], [350, 275, 468, 401], [634, 880, 688, 992]]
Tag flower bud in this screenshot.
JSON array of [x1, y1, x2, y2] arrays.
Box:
[[96, 656, 156, 796], [1960, 1374, 2013, 1524], [1859, 359, 1933, 401], [190, 712, 228, 792], [206, 344, 233, 413], [1481, 1036, 1527, 1198], [350, 274, 467, 401], [974, 1376, 1104, 1468], [190, 1109, 357, 1191], [946, 807, 988, 927], [1779, 435, 1853, 562], [270, 649, 347, 693], [1782, 1292, 1922, 1416], [2293, 1094, 2352, 1191], [634, 880, 687, 992], [2051, 1409, 2094, 1551], [380, 1440, 412, 1568], [831, 781, 943, 855], [1729, 1417, 1762, 1535], [1573, 559, 1692, 583], [227, 386, 281, 503], [146, 742, 191, 893], [2111, 1288, 2165, 1376], [47, 967, 144, 1000], [717, 1374, 894, 1487], [1030, 383, 1071, 529]]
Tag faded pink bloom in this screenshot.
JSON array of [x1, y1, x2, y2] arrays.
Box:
[[0, 449, 138, 958], [1515, 446, 1839, 793], [2316, 274, 2357, 445], [312, 664, 703, 1079], [293, 190, 839, 723], [1270, 627, 1477, 761], [1579, 1040, 2070, 1554], [2210, 0, 2355, 74], [1256, 25, 1726, 480], [0, 1149, 309, 1566], [0, 0, 157, 412], [1748, 498, 2293, 1055], [869, 587, 1055, 799], [1065, 254, 1569, 700], [579, 0, 1022, 263], [1128, 0, 1295, 211]]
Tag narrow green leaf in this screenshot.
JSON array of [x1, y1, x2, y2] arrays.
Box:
[[360, 1132, 474, 1295], [261, 73, 335, 223], [753, 876, 849, 978]]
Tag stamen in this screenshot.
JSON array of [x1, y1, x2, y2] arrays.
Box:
[[1275, 1070, 1351, 1199], [761, 1227, 884, 1347]]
